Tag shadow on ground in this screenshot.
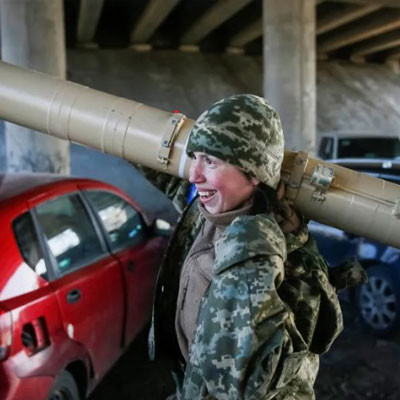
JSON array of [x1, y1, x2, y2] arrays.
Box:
[[89, 302, 400, 400], [88, 325, 175, 400]]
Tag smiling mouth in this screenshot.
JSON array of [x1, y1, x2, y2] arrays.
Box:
[[198, 190, 217, 201]]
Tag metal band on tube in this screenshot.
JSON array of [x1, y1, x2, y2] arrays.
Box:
[[179, 134, 191, 178]]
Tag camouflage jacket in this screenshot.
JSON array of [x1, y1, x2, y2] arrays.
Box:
[[142, 168, 343, 400]]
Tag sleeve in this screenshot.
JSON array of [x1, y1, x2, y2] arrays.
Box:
[[181, 254, 307, 400], [131, 163, 192, 213]]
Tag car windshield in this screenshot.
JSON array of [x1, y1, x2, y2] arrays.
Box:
[[338, 137, 400, 159]]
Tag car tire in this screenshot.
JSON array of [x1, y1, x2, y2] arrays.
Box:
[[47, 370, 80, 400], [355, 265, 400, 337]]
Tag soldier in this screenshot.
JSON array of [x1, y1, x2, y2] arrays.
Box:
[[140, 94, 343, 399]]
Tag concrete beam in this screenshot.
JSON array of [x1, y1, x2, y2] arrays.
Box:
[[130, 0, 180, 44], [318, 9, 400, 53], [228, 18, 262, 47], [385, 45, 400, 60], [351, 29, 400, 56], [77, 0, 105, 44], [181, 0, 253, 44], [317, 4, 381, 35]]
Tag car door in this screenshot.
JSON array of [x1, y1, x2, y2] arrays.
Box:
[[32, 192, 125, 379], [84, 190, 165, 344]]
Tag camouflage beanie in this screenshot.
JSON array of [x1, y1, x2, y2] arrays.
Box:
[[186, 94, 284, 189]]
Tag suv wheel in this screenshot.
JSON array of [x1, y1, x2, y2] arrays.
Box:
[[47, 370, 80, 400], [356, 265, 400, 336]]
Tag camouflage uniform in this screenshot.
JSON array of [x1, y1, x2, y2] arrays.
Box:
[[143, 95, 344, 400]]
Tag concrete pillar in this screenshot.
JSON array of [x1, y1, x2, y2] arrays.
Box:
[[0, 0, 69, 173], [263, 0, 316, 153]]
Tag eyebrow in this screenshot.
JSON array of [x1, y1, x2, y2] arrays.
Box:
[[198, 153, 217, 162]]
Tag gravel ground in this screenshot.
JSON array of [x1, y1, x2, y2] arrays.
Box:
[[315, 302, 400, 400], [89, 301, 400, 400]]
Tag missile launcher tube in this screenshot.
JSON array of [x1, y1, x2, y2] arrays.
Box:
[[0, 60, 399, 248]]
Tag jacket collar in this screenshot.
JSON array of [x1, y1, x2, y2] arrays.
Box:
[[198, 200, 253, 229]]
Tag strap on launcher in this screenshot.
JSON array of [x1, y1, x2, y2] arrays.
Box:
[[158, 113, 186, 168], [286, 151, 309, 205], [285, 151, 335, 205]]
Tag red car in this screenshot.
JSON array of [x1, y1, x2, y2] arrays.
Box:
[[0, 174, 169, 400]]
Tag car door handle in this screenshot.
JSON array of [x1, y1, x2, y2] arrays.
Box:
[[66, 289, 81, 304]]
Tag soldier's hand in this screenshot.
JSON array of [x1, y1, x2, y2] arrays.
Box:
[[275, 181, 301, 234]]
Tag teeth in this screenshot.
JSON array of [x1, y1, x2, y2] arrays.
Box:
[[199, 190, 216, 198]]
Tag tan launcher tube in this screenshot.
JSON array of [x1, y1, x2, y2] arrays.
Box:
[[0, 60, 400, 248]]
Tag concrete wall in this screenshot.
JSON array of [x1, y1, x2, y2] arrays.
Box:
[[318, 61, 400, 134], [66, 50, 400, 220], [67, 50, 263, 118]]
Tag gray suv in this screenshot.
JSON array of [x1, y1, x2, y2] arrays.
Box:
[[317, 132, 400, 161]]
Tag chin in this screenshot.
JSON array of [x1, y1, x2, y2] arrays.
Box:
[[205, 205, 221, 214]]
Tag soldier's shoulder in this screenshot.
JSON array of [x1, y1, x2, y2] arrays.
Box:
[[226, 213, 285, 243], [214, 213, 286, 274]]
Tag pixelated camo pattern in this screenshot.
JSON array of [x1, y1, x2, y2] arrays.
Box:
[[132, 164, 192, 213], [136, 168, 344, 399], [182, 254, 288, 400], [186, 94, 284, 190], [180, 214, 342, 399], [214, 214, 287, 274]]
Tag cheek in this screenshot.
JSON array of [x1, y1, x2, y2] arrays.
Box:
[[203, 166, 255, 205], [203, 169, 222, 188], [220, 178, 254, 203]]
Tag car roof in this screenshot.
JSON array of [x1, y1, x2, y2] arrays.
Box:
[[320, 131, 399, 139], [0, 172, 149, 225], [0, 173, 106, 203]]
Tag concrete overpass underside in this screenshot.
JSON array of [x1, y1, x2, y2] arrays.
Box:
[[70, 0, 400, 68], [2, 0, 400, 187]]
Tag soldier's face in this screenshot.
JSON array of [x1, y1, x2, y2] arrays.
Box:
[[189, 152, 259, 214]]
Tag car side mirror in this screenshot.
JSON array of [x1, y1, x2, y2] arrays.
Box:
[[153, 219, 172, 236]]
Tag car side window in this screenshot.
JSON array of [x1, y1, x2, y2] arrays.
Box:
[[85, 191, 146, 251], [35, 194, 104, 274], [13, 212, 48, 280]]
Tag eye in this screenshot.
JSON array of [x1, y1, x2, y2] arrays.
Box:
[[204, 157, 214, 166]]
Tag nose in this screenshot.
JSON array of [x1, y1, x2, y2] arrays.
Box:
[[189, 159, 205, 184]]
